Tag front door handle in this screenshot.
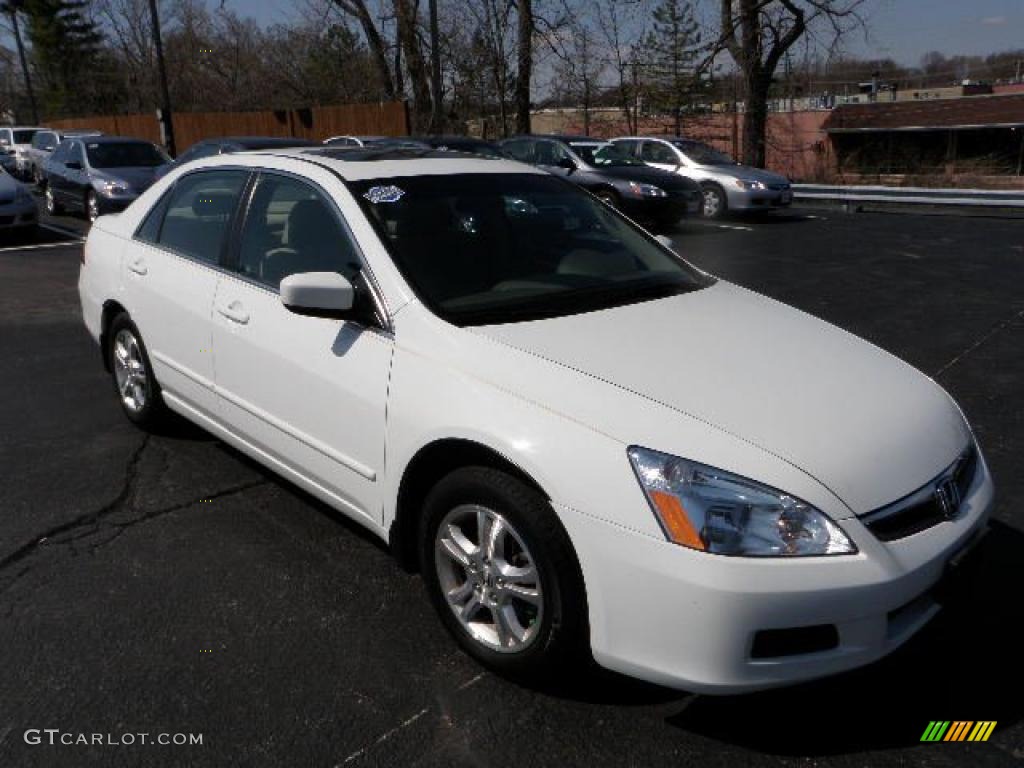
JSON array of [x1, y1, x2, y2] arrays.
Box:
[[216, 300, 249, 325], [127, 258, 147, 276]]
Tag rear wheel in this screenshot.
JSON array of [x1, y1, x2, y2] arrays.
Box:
[[107, 313, 168, 429], [420, 467, 587, 680]]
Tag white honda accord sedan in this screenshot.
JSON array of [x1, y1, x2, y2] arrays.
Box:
[[78, 147, 993, 693]]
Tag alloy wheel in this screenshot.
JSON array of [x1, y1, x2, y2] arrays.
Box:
[[434, 504, 544, 653], [112, 328, 149, 414], [87, 192, 100, 222], [702, 188, 723, 218], [45, 187, 55, 215]]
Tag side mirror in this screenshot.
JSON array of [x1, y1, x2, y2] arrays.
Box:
[[556, 157, 576, 171], [280, 272, 355, 317], [66, 161, 82, 170]]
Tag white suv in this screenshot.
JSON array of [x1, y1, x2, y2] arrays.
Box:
[[78, 147, 993, 693]]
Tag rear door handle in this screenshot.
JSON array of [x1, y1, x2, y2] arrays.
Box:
[[216, 301, 249, 325], [127, 258, 147, 276]]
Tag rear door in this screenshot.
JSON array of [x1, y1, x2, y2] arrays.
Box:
[[63, 141, 91, 206], [124, 169, 250, 418], [211, 169, 393, 526]]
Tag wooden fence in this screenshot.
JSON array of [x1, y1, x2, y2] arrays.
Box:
[[47, 101, 409, 155]]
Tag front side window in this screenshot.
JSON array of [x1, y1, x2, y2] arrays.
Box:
[[570, 142, 644, 167], [86, 141, 167, 169], [671, 140, 734, 166], [502, 140, 535, 163], [50, 141, 71, 165], [237, 173, 358, 289], [13, 129, 38, 144], [155, 171, 248, 265], [534, 141, 571, 167], [641, 142, 679, 165], [351, 173, 712, 326], [33, 132, 56, 151]]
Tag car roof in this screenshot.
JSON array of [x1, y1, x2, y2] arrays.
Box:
[[61, 129, 103, 136], [8, 126, 46, 131], [209, 136, 318, 148], [507, 134, 606, 144], [418, 135, 497, 145], [70, 135, 150, 144], [216, 146, 544, 181]]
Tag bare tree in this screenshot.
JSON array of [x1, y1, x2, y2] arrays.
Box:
[[330, 0, 397, 98], [714, 0, 868, 166], [596, 0, 649, 135]]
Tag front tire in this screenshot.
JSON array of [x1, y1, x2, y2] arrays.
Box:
[[701, 183, 728, 219], [420, 467, 587, 681], [107, 313, 167, 429], [45, 186, 62, 215], [86, 190, 100, 222]]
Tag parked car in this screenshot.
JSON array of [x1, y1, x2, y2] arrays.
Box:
[[25, 128, 102, 185], [611, 136, 793, 219], [155, 136, 318, 179], [0, 125, 46, 178], [415, 135, 509, 159], [500, 134, 702, 227], [79, 148, 993, 694], [44, 136, 169, 221], [0, 166, 38, 233]]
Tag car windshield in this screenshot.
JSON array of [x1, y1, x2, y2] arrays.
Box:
[[569, 142, 644, 167], [13, 129, 38, 143], [671, 141, 735, 166], [85, 141, 167, 168], [350, 173, 712, 326]]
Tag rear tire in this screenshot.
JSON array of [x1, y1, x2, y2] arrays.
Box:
[[107, 313, 168, 430], [420, 466, 588, 682]]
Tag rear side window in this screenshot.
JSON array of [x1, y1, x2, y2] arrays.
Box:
[[641, 142, 677, 164], [154, 171, 248, 265]]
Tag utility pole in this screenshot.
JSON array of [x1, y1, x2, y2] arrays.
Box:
[[3, 1, 38, 124], [428, 0, 442, 133], [147, 0, 175, 156]]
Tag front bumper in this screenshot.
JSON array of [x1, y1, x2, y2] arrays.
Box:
[[558, 449, 994, 694], [727, 186, 793, 211], [95, 190, 140, 215], [620, 191, 700, 222]]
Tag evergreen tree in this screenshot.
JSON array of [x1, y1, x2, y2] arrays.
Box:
[[641, 0, 701, 135], [23, 0, 103, 116]]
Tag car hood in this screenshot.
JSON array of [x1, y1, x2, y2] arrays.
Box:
[[471, 281, 970, 514], [592, 165, 698, 191], [700, 164, 789, 185], [94, 166, 159, 192]]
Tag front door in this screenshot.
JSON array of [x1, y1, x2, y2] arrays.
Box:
[[211, 170, 393, 526]]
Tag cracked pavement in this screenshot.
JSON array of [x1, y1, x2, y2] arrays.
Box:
[[1, 211, 1023, 767]]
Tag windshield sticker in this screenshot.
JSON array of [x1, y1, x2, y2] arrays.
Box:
[[363, 185, 405, 204]]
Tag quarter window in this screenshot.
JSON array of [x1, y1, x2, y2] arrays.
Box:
[[155, 171, 248, 265], [237, 174, 358, 289]]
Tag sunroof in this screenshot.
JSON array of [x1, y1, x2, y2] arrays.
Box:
[[303, 147, 474, 162]]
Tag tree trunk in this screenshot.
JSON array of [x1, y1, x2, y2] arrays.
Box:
[[394, 0, 433, 132], [332, 1, 396, 100], [514, 0, 532, 134], [742, 73, 770, 167]]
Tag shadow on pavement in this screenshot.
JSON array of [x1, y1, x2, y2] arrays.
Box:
[[667, 520, 1023, 756]]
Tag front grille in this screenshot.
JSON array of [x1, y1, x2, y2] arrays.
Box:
[[767, 183, 791, 192], [0, 196, 13, 205], [863, 446, 978, 542], [0, 215, 13, 226]]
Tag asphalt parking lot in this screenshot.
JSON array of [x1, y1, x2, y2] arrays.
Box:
[[1, 203, 1022, 767]]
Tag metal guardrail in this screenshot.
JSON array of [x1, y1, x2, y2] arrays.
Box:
[[792, 184, 1024, 208]]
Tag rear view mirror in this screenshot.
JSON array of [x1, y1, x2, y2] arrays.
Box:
[[557, 157, 576, 171], [280, 272, 355, 317]]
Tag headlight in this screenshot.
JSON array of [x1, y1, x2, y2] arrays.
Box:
[[628, 181, 668, 198], [98, 180, 129, 195], [735, 179, 766, 190], [627, 446, 856, 557]]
